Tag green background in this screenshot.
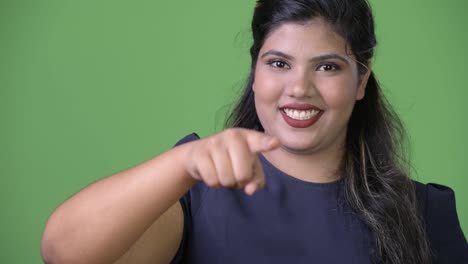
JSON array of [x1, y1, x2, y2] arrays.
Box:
[[1, 0, 466, 263]]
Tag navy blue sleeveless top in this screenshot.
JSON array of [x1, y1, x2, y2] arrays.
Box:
[[171, 133, 467, 263]]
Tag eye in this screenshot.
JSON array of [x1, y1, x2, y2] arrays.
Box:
[[268, 60, 291, 69], [316, 63, 339, 72]]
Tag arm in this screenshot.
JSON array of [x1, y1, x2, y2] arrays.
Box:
[[41, 143, 196, 264], [40, 129, 279, 264]]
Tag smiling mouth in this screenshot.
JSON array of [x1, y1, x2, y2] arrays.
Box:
[[279, 105, 324, 128], [282, 108, 321, 120]]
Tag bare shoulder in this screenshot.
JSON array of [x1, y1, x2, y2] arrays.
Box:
[[115, 202, 184, 264]]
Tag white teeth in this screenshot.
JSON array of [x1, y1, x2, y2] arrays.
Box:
[[283, 108, 320, 120]]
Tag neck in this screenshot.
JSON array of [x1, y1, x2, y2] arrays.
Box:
[[262, 143, 344, 183]]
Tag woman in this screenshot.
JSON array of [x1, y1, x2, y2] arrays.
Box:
[[40, 0, 467, 263]]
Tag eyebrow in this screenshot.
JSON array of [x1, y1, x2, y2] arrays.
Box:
[[260, 50, 350, 64]]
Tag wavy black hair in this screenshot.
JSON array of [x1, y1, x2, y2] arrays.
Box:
[[225, 0, 432, 263]]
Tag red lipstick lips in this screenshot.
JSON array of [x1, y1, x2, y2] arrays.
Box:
[[280, 103, 323, 128]]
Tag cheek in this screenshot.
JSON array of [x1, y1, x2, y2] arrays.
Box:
[[317, 78, 359, 109], [253, 70, 282, 105]]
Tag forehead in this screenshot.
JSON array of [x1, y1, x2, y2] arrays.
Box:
[[261, 18, 349, 56]]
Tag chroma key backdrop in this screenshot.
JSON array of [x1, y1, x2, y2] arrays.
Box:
[[1, 0, 467, 262]]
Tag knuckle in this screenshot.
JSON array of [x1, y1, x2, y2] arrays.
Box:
[[207, 136, 220, 148], [192, 143, 209, 159], [236, 169, 252, 183], [224, 128, 242, 140], [204, 177, 220, 188], [220, 177, 236, 187]]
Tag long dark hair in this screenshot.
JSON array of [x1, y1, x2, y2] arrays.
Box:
[[225, 0, 432, 263]]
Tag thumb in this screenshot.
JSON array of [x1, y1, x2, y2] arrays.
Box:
[[246, 131, 280, 153]]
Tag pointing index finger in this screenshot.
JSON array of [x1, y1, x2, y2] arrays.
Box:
[[245, 131, 280, 153]]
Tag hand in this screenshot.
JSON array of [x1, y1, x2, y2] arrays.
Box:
[[183, 128, 280, 195]]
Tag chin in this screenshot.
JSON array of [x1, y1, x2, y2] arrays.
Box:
[[278, 137, 319, 154]]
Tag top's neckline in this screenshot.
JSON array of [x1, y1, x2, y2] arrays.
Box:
[[258, 154, 344, 188]]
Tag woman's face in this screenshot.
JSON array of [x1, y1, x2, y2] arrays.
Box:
[[253, 18, 370, 155]]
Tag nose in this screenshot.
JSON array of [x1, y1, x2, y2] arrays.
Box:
[[286, 69, 315, 98]]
